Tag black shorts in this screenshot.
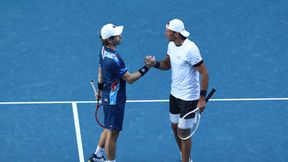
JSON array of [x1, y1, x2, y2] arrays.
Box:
[[169, 94, 198, 119]]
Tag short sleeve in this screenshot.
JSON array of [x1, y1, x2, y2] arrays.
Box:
[[110, 59, 128, 78], [167, 42, 172, 56], [187, 47, 203, 67]]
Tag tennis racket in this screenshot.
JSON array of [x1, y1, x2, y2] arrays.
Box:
[[177, 88, 216, 140], [90, 80, 105, 128]]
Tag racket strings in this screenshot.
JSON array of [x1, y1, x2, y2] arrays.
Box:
[[177, 111, 201, 140]]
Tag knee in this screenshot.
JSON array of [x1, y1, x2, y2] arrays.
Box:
[[109, 130, 120, 141], [171, 123, 178, 132]]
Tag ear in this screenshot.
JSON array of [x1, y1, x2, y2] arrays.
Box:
[[175, 32, 180, 38], [107, 37, 113, 43]]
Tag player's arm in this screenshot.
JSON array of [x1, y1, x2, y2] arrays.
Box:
[[121, 71, 142, 84], [195, 62, 209, 111], [98, 66, 103, 84], [97, 51, 104, 96], [121, 65, 151, 84], [153, 55, 171, 70], [96, 66, 103, 99]]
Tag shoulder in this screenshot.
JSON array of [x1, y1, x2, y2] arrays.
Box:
[[103, 51, 121, 64], [182, 40, 202, 63], [168, 41, 175, 48], [185, 40, 200, 55], [185, 39, 199, 50]]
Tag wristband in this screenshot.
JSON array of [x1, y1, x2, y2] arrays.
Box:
[[98, 82, 104, 90], [200, 90, 207, 97], [138, 65, 149, 76], [154, 61, 160, 69]]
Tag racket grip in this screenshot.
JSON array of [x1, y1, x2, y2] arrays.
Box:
[[205, 88, 216, 102], [90, 80, 98, 94], [90, 80, 101, 102]]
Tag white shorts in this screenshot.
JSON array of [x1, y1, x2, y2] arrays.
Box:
[[169, 113, 196, 129]]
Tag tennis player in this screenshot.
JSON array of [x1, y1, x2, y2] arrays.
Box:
[[88, 23, 154, 162], [146, 19, 209, 162]]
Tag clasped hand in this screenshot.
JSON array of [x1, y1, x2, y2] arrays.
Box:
[[144, 55, 156, 68]]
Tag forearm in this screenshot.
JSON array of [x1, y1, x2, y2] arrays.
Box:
[[199, 71, 209, 101], [98, 67, 103, 84], [198, 72, 209, 110], [154, 55, 171, 70], [200, 72, 209, 91], [155, 60, 171, 70], [122, 66, 150, 84], [125, 71, 142, 84], [195, 63, 209, 95], [97, 67, 104, 94]]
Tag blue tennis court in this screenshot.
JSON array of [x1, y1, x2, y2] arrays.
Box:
[[1, 0, 288, 162]]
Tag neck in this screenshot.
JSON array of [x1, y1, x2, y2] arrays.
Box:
[[174, 38, 185, 46], [106, 44, 116, 50]]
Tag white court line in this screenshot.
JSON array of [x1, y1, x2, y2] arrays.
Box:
[[1, 97, 288, 162], [212, 98, 288, 101], [72, 102, 84, 162], [0, 98, 288, 105]]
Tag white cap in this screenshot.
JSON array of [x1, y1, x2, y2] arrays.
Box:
[[100, 23, 124, 40], [166, 19, 190, 37]]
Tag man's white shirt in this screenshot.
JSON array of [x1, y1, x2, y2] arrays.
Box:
[[167, 39, 202, 101]]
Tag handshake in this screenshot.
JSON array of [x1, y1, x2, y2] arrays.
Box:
[[144, 55, 157, 68]]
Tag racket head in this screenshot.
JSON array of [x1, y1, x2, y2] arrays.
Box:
[[177, 108, 201, 140], [176, 88, 216, 140], [90, 80, 105, 128], [95, 103, 105, 128]]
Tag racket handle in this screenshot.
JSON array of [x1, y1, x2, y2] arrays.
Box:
[[205, 88, 216, 102], [90, 80, 98, 94], [90, 80, 101, 103]]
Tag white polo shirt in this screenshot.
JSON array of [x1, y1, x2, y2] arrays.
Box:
[[167, 39, 203, 101]]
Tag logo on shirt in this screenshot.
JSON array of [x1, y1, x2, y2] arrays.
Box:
[[111, 80, 118, 91]]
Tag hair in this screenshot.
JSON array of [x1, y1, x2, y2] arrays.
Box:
[[99, 35, 109, 46]]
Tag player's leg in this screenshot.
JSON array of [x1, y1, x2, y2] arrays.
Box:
[[88, 108, 110, 162], [92, 105, 111, 158], [181, 138, 191, 162], [171, 123, 182, 151], [95, 129, 108, 156], [169, 94, 182, 157], [104, 102, 125, 161], [178, 100, 198, 162], [88, 130, 106, 162], [105, 130, 120, 160]]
